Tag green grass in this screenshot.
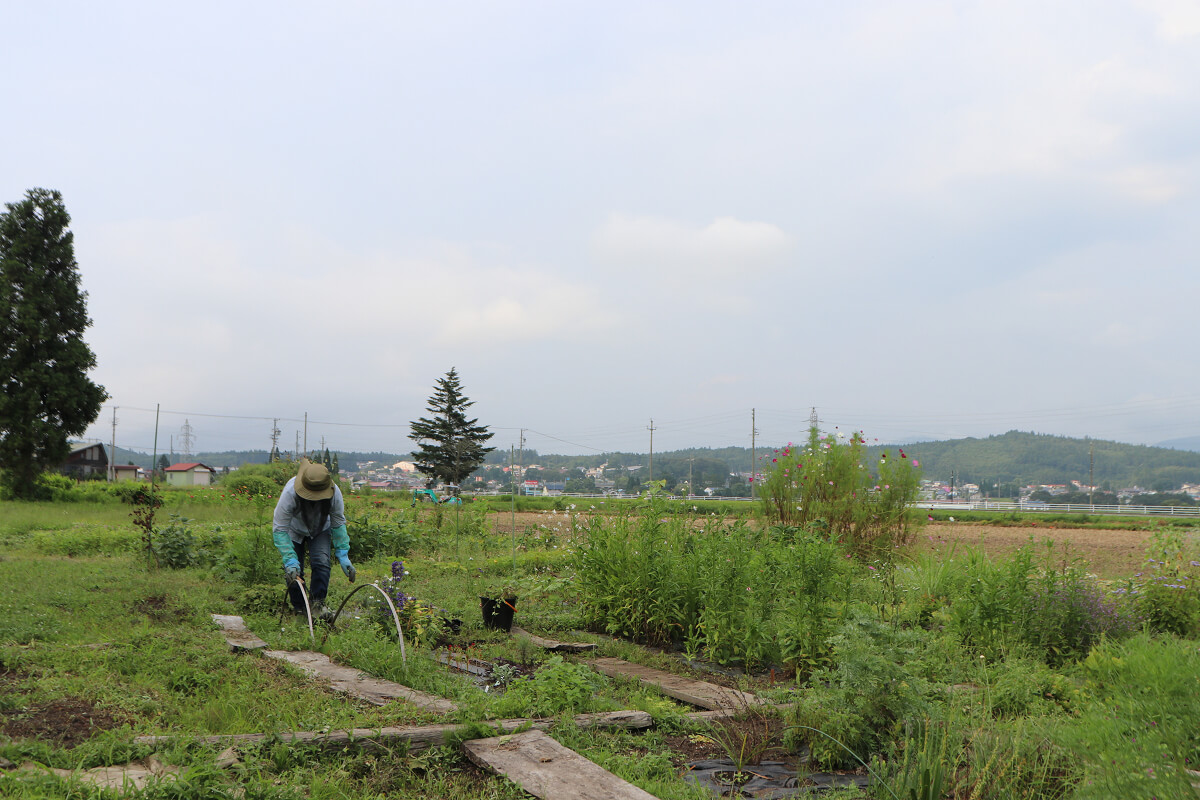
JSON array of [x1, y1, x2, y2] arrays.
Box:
[[1, 495, 1198, 799]]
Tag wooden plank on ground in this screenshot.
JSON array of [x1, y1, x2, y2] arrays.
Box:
[[591, 657, 762, 711], [261, 649, 457, 713], [211, 615, 268, 652], [134, 710, 653, 753], [511, 627, 598, 653], [463, 729, 659, 800]]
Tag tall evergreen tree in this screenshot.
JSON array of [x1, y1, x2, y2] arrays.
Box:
[[0, 189, 107, 498], [409, 368, 494, 486]]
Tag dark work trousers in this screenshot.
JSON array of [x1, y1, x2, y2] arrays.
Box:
[[287, 530, 332, 612]]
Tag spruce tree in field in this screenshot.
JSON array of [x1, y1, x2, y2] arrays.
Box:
[[0, 188, 107, 498], [409, 368, 494, 486]]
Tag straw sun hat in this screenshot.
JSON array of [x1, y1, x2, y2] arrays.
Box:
[[295, 459, 335, 501]]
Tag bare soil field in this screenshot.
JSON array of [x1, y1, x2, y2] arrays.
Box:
[[914, 523, 1152, 579], [486, 510, 1155, 579]]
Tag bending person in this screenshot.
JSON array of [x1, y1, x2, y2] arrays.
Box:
[[272, 459, 355, 620]]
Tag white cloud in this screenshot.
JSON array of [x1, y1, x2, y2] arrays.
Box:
[[1139, 0, 1200, 40], [592, 214, 792, 278]]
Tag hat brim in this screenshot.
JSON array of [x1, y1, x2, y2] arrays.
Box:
[[295, 459, 335, 501]]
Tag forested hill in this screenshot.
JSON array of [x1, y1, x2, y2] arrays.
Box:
[[886, 431, 1200, 491]]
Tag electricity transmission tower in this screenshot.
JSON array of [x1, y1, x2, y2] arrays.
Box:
[[179, 420, 195, 460]]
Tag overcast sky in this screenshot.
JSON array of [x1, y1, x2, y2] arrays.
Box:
[[5, 1, 1200, 459]]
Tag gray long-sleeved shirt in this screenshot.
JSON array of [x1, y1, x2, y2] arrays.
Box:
[[272, 477, 347, 543]]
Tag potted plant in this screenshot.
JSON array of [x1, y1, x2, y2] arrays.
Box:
[[478, 580, 519, 632]]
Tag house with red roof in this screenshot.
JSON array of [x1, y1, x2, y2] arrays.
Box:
[[164, 462, 216, 487]]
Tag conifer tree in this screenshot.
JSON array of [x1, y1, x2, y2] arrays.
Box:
[[409, 368, 494, 486], [0, 189, 107, 498]]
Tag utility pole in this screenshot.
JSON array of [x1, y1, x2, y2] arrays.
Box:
[[270, 419, 281, 461], [647, 419, 656, 485], [688, 457, 695, 499], [303, 412, 308, 455], [809, 406, 819, 434], [294, 431, 300, 459], [518, 429, 526, 496], [1089, 442, 1095, 505], [751, 408, 757, 485], [109, 406, 118, 482], [151, 404, 160, 488]]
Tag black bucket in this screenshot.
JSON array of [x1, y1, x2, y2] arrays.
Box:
[[480, 596, 517, 632]]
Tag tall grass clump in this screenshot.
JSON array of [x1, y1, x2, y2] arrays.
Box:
[[947, 543, 1138, 665], [573, 498, 849, 670], [755, 426, 922, 561], [1121, 529, 1200, 637], [1061, 633, 1200, 799]]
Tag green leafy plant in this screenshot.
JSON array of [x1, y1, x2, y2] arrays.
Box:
[[215, 527, 282, 586], [755, 426, 922, 562], [491, 655, 602, 718], [152, 514, 197, 569], [1124, 529, 1200, 637], [349, 511, 417, 562], [785, 611, 933, 769], [128, 484, 163, 566]]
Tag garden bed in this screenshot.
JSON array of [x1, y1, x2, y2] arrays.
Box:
[[1, 487, 1198, 799]]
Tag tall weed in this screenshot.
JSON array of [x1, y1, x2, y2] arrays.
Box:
[[756, 426, 922, 561]]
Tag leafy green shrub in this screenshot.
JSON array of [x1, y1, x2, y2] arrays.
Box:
[[988, 656, 1080, 718], [1024, 567, 1138, 666], [0, 472, 80, 502], [948, 544, 1138, 665], [237, 583, 285, 614], [491, 655, 603, 717], [223, 460, 300, 488], [1125, 529, 1200, 637], [348, 512, 417, 562], [1063, 634, 1200, 799], [215, 527, 282, 586], [756, 426, 922, 561], [152, 514, 198, 568], [785, 612, 933, 769], [224, 472, 280, 499]]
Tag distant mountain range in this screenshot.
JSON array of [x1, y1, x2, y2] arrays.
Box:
[[1156, 436, 1200, 453], [99, 430, 1200, 492]]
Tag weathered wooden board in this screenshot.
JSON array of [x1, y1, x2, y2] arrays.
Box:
[[7, 757, 181, 791], [211, 615, 268, 652], [435, 651, 490, 676], [591, 657, 762, 711], [261, 649, 457, 713], [134, 710, 653, 753], [512, 627, 598, 653], [463, 729, 659, 800]]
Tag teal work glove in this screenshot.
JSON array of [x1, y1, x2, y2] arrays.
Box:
[[283, 559, 301, 581], [330, 524, 350, 553], [272, 530, 299, 567], [336, 550, 356, 582]]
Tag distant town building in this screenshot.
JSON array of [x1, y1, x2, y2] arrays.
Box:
[[112, 464, 140, 482], [164, 462, 216, 487]]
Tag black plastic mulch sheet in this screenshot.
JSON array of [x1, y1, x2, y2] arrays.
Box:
[[683, 759, 872, 798]]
